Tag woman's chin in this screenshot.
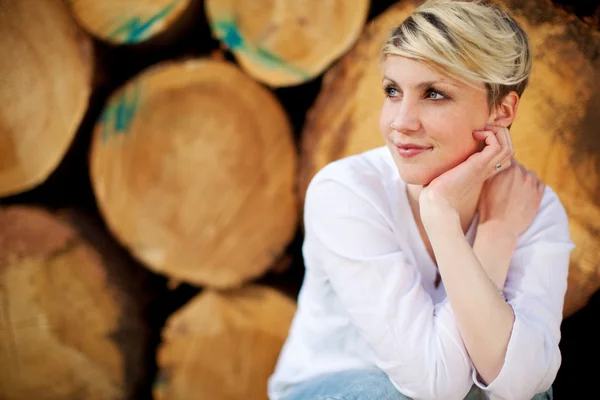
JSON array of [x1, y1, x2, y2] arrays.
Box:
[[387, 145, 438, 185], [396, 167, 436, 186]]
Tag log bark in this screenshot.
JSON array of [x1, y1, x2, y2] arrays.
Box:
[[90, 58, 298, 289], [204, 0, 370, 87], [0, 0, 92, 197], [0, 206, 148, 400], [153, 285, 296, 400], [66, 0, 191, 44], [298, 0, 600, 317]]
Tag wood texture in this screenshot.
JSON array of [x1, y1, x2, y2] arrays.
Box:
[[0, 206, 147, 400], [90, 58, 298, 289], [153, 285, 296, 400], [205, 0, 370, 87], [298, 0, 600, 317], [0, 0, 92, 197], [66, 0, 191, 44]]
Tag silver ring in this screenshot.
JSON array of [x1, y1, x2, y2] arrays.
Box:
[[495, 163, 502, 170], [390, 122, 395, 130]]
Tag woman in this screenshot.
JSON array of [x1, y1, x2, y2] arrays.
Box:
[[268, 0, 575, 399]]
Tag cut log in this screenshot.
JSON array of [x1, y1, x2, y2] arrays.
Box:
[[66, 0, 191, 44], [298, 0, 600, 317], [204, 0, 370, 87], [90, 58, 298, 289], [153, 285, 296, 400], [0, 0, 92, 197], [0, 206, 148, 400]]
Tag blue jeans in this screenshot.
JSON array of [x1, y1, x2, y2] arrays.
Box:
[[282, 368, 553, 400]]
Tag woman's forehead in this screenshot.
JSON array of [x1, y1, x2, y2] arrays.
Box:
[[382, 58, 457, 86], [381, 57, 487, 93]]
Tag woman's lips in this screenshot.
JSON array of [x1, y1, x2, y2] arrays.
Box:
[[395, 144, 433, 158]]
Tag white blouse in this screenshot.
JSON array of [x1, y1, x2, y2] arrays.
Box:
[[268, 146, 575, 400]]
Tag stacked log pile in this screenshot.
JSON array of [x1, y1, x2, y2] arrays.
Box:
[[0, 0, 598, 398]]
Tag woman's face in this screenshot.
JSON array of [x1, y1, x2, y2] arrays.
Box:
[[379, 55, 494, 186]]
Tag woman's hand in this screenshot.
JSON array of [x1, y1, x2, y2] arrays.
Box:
[[472, 161, 545, 291], [419, 124, 515, 221], [478, 161, 545, 238]]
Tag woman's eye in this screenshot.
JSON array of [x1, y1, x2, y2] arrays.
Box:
[[385, 86, 399, 97], [427, 90, 445, 100]]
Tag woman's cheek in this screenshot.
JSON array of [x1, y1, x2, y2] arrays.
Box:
[[378, 118, 388, 139], [379, 107, 393, 140], [450, 138, 481, 167]]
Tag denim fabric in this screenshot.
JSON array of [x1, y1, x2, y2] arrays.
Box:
[[281, 368, 553, 400]]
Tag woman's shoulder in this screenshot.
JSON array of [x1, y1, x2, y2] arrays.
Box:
[[308, 146, 398, 194], [518, 184, 573, 247], [304, 146, 399, 221], [536, 185, 569, 226]]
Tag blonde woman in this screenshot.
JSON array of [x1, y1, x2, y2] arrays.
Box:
[[268, 0, 575, 399]]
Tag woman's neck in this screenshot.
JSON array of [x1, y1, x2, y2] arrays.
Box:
[[405, 183, 483, 234]]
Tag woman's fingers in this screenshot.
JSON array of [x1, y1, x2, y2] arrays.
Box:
[[496, 127, 515, 169], [472, 128, 505, 179], [473, 129, 501, 162], [537, 178, 546, 193], [486, 125, 514, 160], [530, 169, 546, 193], [482, 124, 514, 176]]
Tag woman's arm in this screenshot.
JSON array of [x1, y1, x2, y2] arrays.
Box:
[[425, 209, 515, 385], [473, 187, 573, 399], [472, 221, 517, 291], [424, 184, 574, 400]]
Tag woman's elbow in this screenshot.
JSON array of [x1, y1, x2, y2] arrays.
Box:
[[386, 362, 472, 400], [533, 338, 561, 395], [508, 326, 562, 398]]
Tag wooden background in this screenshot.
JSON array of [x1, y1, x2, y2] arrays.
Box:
[[1, 0, 599, 399]]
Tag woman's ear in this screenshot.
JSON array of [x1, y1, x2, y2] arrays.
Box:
[[490, 91, 519, 128]]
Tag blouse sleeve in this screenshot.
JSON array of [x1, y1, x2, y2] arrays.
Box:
[[470, 187, 576, 399], [303, 168, 474, 400]]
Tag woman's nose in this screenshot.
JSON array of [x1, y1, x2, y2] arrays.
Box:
[[391, 102, 421, 133]]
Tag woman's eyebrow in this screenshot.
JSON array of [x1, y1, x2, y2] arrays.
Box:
[[382, 76, 459, 89]]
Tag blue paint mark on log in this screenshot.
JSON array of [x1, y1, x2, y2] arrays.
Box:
[[110, 0, 180, 44], [213, 19, 310, 79], [214, 19, 244, 50], [101, 82, 141, 143]]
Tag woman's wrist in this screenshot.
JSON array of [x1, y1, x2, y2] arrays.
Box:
[[419, 191, 460, 231], [476, 219, 519, 243]]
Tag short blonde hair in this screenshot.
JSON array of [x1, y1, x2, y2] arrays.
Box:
[[381, 0, 532, 115]]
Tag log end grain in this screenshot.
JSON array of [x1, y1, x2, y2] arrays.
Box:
[[0, 0, 93, 197], [0, 206, 147, 400], [205, 0, 371, 87], [67, 0, 191, 44], [90, 58, 298, 289], [153, 285, 296, 400]]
